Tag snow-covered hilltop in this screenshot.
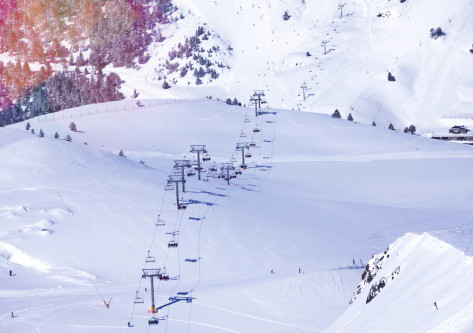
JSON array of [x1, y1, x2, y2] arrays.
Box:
[[1, 99, 473, 332], [120, 0, 473, 130]]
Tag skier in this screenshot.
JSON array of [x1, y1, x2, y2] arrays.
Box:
[[11, 312, 15, 318], [299, 267, 302, 274], [9, 270, 12, 276], [270, 270, 274, 274], [352, 259, 356, 265], [434, 301, 438, 310]]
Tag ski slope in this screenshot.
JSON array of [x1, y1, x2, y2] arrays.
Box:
[[1, 99, 473, 332], [110, 0, 473, 131]]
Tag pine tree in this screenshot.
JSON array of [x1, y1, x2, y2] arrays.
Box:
[[332, 109, 341, 119], [162, 80, 171, 89], [69, 122, 77, 132], [372, 121, 376, 127], [408, 124, 416, 134], [39, 129, 44, 137], [388, 123, 395, 130], [347, 113, 354, 121], [65, 134, 72, 142], [31, 129, 35, 134], [119, 150, 125, 157]]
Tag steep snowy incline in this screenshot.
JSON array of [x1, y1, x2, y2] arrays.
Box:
[[2, 100, 473, 332], [118, 0, 473, 131], [327, 233, 473, 333]]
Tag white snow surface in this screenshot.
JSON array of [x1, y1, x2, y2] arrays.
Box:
[[110, 0, 473, 131], [1, 99, 473, 332]]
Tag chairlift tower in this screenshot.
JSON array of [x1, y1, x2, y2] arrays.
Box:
[[141, 268, 161, 315], [322, 40, 329, 55], [190, 145, 207, 180], [174, 160, 191, 192], [220, 162, 235, 185], [236, 142, 250, 169], [301, 83, 308, 101], [141, 269, 193, 326], [168, 175, 186, 209], [338, 3, 346, 18], [250, 90, 266, 117]]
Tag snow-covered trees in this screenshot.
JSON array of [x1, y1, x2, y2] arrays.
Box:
[[372, 121, 377, 127], [69, 122, 77, 132], [332, 109, 341, 118], [162, 80, 171, 89], [65, 134, 72, 142], [347, 113, 354, 121], [388, 123, 395, 130], [54, 132, 59, 139], [39, 129, 44, 137], [118, 150, 125, 157], [430, 27, 446, 39], [388, 72, 396, 81]]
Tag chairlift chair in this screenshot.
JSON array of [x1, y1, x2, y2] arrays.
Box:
[[245, 153, 252, 158], [145, 251, 156, 263], [156, 215, 165, 226], [202, 154, 211, 162], [134, 291, 145, 304], [240, 130, 247, 138], [164, 183, 174, 191], [244, 117, 250, 123], [178, 204, 187, 210], [253, 127, 260, 133], [148, 317, 159, 325], [241, 164, 247, 169], [187, 171, 196, 177], [168, 240, 178, 248], [249, 141, 256, 147], [230, 156, 237, 163]]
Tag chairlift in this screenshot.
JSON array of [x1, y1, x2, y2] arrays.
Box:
[[241, 164, 247, 169], [244, 117, 250, 123], [168, 240, 178, 248], [209, 166, 217, 172], [253, 127, 260, 133], [240, 130, 247, 138], [148, 317, 159, 325], [134, 291, 145, 304], [249, 141, 256, 147], [164, 183, 174, 191], [177, 204, 187, 210], [156, 215, 165, 226], [235, 170, 242, 175], [187, 171, 196, 177], [202, 154, 211, 162], [230, 156, 237, 163], [145, 251, 156, 263], [245, 153, 252, 158]]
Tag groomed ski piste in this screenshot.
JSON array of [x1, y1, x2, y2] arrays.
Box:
[[1, 99, 473, 332]]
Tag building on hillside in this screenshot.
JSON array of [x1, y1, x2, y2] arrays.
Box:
[[449, 125, 470, 134]]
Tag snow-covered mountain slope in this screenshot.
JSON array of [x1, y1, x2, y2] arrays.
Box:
[[327, 233, 473, 333], [116, 0, 473, 131], [2, 99, 473, 332]]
